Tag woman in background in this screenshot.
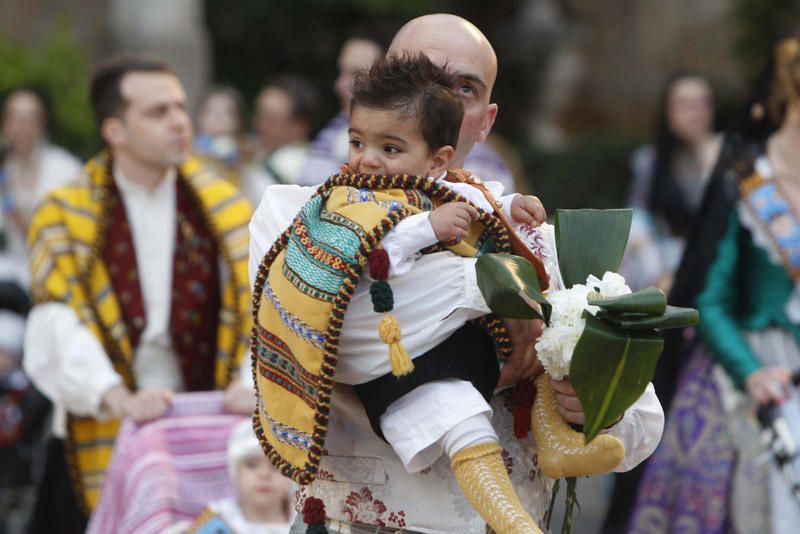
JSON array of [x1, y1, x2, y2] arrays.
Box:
[[603, 75, 724, 532], [620, 73, 722, 292], [0, 88, 81, 282], [629, 29, 800, 534]]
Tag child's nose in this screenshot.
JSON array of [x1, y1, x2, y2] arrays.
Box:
[[360, 149, 382, 171]]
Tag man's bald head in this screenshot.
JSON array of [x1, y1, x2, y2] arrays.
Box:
[[389, 14, 498, 167], [391, 15, 497, 91]]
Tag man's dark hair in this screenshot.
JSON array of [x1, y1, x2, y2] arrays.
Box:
[[89, 53, 177, 128], [261, 75, 321, 126], [351, 53, 463, 150]]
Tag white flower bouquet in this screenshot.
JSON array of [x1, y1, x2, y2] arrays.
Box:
[[476, 209, 699, 442], [535, 271, 632, 381], [477, 209, 699, 534]]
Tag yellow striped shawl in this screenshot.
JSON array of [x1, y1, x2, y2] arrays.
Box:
[[27, 152, 253, 511], [252, 171, 513, 485]]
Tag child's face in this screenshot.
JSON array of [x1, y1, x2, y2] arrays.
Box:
[[236, 453, 291, 508], [348, 105, 451, 177]]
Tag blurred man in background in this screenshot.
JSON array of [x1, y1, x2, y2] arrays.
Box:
[[242, 75, 319, 203], [23, 54, 253, 533]]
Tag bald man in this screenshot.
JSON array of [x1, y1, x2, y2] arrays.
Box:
[[248, 15, 664, 534], [294, 28, 517, 192]]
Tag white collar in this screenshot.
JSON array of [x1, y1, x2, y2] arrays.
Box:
[[113, 164, 177, 197]]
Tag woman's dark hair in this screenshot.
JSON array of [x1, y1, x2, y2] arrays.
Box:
[[351, 52, 463, 151], [735, 26, 800, 145], [648, 72, 717, 236]]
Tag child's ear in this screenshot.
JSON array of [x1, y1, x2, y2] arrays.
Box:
[[429, 145, 455, 177]]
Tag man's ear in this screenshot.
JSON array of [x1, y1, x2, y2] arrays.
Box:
[[101, 117, 126, 149], [429, 145, 455, 176], [477, 103, 499, 143]]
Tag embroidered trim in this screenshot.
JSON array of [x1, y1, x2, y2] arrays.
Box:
[[740, 171, 800, 280], [256, 326, 318, 408], [259, 398, 313, 450], [282, 259, 338, 303], [263, 281, 326, 348]]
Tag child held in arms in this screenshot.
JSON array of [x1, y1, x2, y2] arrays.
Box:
[[339, 53, 546, 533]]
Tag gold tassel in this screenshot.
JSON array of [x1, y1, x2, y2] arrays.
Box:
[[378, 313, 414, 376]]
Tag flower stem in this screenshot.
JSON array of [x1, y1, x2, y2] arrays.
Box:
[[546, 478, 560, 531], [561, 476, 578, 534]]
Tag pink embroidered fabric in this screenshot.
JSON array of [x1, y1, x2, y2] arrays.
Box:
[[87, 392, 245, 534]]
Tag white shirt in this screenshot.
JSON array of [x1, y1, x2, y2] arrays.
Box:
[[24, 167, 184, 437]]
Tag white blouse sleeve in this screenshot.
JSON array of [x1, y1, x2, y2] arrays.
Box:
[[23, 302, 123, 417], [380, 213, 438, 277], [602, 382, 665, 472]]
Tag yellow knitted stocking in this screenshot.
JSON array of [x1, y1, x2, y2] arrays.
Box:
[[531, 374, 625, 479], [451, 442, 543, 534]]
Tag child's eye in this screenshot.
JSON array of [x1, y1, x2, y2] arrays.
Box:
[[384, 145, 401, 154], [350, 139, 363, 149]]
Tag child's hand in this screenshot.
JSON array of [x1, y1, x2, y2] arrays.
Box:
[[510, 195, 547, 226], [429, 202, 479, 242]]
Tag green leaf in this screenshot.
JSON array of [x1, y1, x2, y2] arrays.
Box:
[[554, 209, 633, 287], [475, 253, 551, 322], [600, 306, 700, 330], [570, 315, 663, 442], [588, 286, 666, 315]]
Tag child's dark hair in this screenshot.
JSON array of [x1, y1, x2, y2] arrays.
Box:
[[351, 52, 463, 150]]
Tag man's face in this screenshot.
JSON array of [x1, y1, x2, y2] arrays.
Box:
[[107, 72, 192, 169], [334, 39, 382, 115], [2, 92, 45, 155], [254, 87, 306, 152], [389, 23, 498, 168]]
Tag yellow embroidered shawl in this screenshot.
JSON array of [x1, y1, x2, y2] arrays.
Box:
[[27, 152, 252, 510], [252, 171, 513, 485]]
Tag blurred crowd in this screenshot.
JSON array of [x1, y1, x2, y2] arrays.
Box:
[[2, 12, 800, 534]]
